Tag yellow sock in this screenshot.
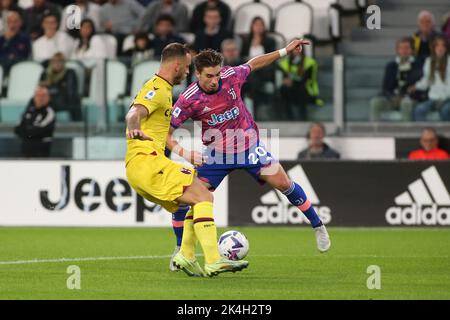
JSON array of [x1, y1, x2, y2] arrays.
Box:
[[180, 208, 196, 260], [193, 201, 221, 264]]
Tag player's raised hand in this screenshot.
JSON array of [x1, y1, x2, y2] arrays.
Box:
[[286, 39, 310, 55], [127, 129, 153, 141]]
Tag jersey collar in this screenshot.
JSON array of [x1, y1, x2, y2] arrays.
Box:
[[197, 78, 223, 95], [155, 74, 173, 87]]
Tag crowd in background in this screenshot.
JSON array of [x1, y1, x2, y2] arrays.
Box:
[[370, 10, 450, 122], [0, 0, 327, 123], [0, 1, 449, 158]]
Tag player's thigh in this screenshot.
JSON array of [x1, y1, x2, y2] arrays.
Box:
[[176, 177, 213, 205], [127, 153, 195, 202], [197, 164, 230, 191]]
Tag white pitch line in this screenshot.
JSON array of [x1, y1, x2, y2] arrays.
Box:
[[0, 255, 172, 265], [0, 254, 448, 266]]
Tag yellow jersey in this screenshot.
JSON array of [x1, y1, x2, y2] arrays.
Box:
[[125, 74, 173, 166]]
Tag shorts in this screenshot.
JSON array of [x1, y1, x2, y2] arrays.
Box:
[[198, 140, 277, 190], [126, 151, 195, 213]]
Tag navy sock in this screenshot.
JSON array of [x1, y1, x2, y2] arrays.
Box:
[[282, 182, 322, 228], [172, 206, 189, 246]]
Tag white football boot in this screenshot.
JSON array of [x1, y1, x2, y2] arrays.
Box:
[[169, 245, 181, 271], [314, 224, 331, 253]]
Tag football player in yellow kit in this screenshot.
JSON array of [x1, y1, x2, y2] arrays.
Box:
[[125, 43, 248, 277]]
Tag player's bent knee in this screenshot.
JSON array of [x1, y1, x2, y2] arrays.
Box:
[[278, 179, 292, 192]]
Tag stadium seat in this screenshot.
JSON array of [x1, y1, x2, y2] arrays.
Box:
[[233, 2, 272, 35], [260, 0, 294, 11], [131, 60, 160, 97], [274, 2, 313, 42], [18, 0, 33, 9], [337, 0, 357, 11], [303, 0, 341, 42], [222, 0, 253, 13], [65, 60, 85, 97], [98, 34, 117, 58], [121, 34, 154, 53], [123, 60, 161, 115], [81, 64, 101, 123], [0, 61, 43, 123], [180, 32, 195, 45], [267, 32, 286, 50], [122, 34, 135, 53], [106, 60, 128, 123]]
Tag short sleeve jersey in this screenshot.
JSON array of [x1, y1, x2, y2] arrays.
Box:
[[125, 74, 173, 165], [171, 64, 259, 153]]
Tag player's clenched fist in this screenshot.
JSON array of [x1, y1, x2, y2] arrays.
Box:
[[127, 129, 153, 141]]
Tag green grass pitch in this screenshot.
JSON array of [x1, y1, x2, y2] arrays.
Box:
[[0, 227, 449, 300]]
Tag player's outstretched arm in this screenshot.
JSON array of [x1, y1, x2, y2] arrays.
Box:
[[167, 126, 205, 166], [126, 104, 152, 140], [246, 39, 310, 72]]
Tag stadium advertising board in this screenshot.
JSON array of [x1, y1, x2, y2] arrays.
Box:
[[0, 161, 228, 227], [228, 161, 450, 227]]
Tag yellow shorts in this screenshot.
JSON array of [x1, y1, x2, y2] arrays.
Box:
[[126, 151, 195, 213]]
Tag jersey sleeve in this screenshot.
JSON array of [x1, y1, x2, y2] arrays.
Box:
[[170, 94, 195, 128], [132, 84, 161, 115], [233, 64, 252, 84]]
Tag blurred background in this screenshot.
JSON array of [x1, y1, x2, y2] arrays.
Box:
[[0, 0, 448, 160]]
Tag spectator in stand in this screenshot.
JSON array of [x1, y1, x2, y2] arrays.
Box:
[[277, 41, 321, 121], [139, 0, 188, 33], [190, 0, 230, 33], [241, 16, 276, 120], [193, 7, 233, 52], [410, 35, 450, 121], [24, 0, 61, 41], [413, 11, 440, 61], [123, 32, 153, 66], [150, 14, 185, 59], [14, 85, 56, 158], [60, 0, 102, 37], [0, 11, 31, 73], [32, 13, 74, 61], [298, 122, 340, 160], [40, 52, 81, 121], [408, 128, 449, 160], [71, 18, 107, 67], [0, 0, 24, 34], [99, 0, 144, 55], [370, 37, 423, 122], [221, 39, 242, 66]]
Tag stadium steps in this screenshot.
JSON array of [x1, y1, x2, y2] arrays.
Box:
[[380, 8, 450, 27], [339, 40, 395, 57], [350, 27, 415, 41], [378, 0, 450, 8]]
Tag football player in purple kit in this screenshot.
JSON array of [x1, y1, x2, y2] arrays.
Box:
[[166, 39, 331, 271]]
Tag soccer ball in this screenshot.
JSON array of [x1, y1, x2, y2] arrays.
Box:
[[218, 230, 249, 260]]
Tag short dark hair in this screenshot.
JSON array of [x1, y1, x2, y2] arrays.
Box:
[[42, 12, 59, 22], [194, 49, 223, 72], [205, 7, 221, 15], [397, 36, 414, 49], [161, 42, 189, 62], [156, 14, 175, 26]]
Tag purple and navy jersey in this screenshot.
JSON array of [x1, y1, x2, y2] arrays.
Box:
[[171, 64, 259, 153]]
